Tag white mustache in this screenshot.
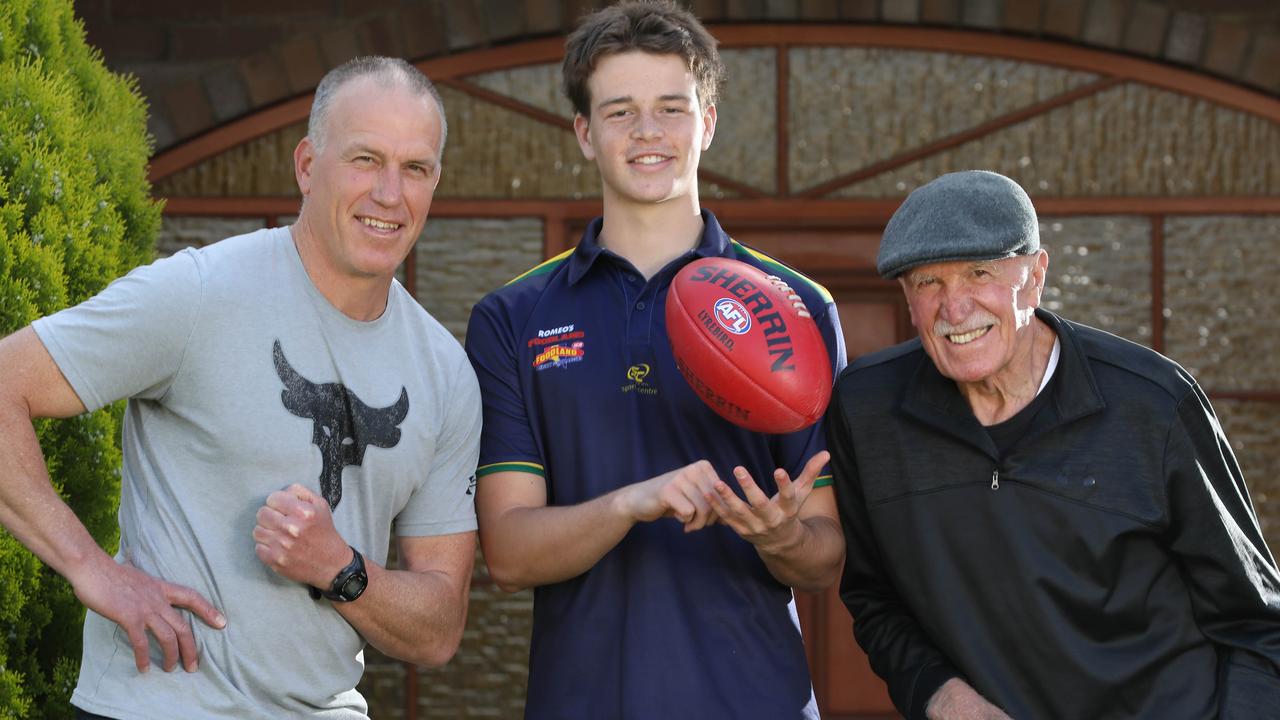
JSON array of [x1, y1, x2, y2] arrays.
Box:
[[933, 314, 999, 337]]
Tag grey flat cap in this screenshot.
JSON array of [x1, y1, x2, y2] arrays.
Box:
[[877, 170, 1040, 279]]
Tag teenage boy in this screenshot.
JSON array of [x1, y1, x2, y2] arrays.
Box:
[[466, 2, 846, 718]]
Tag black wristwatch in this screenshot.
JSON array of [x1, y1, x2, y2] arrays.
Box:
[[309, 546, 368, 602]]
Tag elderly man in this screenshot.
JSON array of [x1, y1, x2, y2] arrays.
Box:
[[0, 56, 480, 719], [827, 170, 1280, 719]]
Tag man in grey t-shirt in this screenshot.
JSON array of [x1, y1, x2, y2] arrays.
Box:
[[0, 57, 479, 719]]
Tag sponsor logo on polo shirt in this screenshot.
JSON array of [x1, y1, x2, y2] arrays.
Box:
[[527, 325, 585, 348], [538, 324, 574, 338], [621, 363, 657, 395], [533, 341, 585, 370]]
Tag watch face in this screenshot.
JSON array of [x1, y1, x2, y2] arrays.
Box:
[[340, 573, 367, 599]]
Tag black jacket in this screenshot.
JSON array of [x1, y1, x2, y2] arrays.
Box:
[[827, 310, 1280, 719]]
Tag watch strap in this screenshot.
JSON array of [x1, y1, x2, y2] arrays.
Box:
[[310, 546, 367, 602]]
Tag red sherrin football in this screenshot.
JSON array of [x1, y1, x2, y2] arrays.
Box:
[[666, 257, 833, 434]]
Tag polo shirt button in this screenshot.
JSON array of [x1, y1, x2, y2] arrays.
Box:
[[636, 301, 646, 310]]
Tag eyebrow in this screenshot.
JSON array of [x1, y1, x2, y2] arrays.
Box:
[[345, 143, 437, 169], [596, 93, 694, 110]]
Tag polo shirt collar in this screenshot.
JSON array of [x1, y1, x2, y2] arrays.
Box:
[[565, 209, 733, 285]]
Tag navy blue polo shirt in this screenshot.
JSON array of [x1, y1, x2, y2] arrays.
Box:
[[465, 210, 845, 720]]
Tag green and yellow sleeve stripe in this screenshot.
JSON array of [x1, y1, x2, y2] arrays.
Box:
[[505, 248, 575, 286], [730, 240, 834, 305], [476, 461, 546, 478]]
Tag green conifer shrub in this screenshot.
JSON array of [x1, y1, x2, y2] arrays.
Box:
[[0, 0, 161, 716]]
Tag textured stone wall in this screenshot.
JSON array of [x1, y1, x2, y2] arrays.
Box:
[[414, 217, 545, 339], [80, 0, 1280, 152], [155, 215, 267, 256], [1038, 215, 1154, 346], [1164, 215, 1280, 390], [791, 49, 1097, 194], [839, 82, 1280, 197]]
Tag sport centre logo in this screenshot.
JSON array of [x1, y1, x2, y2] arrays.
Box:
[[621, 363, 657, 395], [626, 364, 650, 384], [533, 342, 585, 370], [713, 297, 751, 335]]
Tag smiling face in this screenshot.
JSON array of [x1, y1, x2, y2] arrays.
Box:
[[573, 51, 716, 210], [900, 252, 1049, 389], [293, 76, 442, 282]]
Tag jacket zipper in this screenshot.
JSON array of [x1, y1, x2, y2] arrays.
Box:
[[991, 469, 1000, 490]]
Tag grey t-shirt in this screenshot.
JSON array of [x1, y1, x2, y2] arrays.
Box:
[[33, 226, 480, 719]]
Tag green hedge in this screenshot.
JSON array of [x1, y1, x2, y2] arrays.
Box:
[[0, 0, 161, 716]]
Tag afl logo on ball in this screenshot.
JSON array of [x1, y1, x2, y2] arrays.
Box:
[[714, 298, 751, 335]]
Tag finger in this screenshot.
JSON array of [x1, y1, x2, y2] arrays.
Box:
[[773, 467, 796, 505], [664, 492, 696, 524], [798, 451, 831, 484], [287, 483, 321, 515], [253, 504, 298, 538], [166, 582, 227, 630], [689, 460, 722, 492], [169, 611, 199, 672], [732, 467, 773, 508], [253, 504, 286, 527], [775, 468, 815, 512], [254, 542, 283, 571], [680, 487, 715, 531], [260, 502, 305, 537], [150, 616, 180, 672], [126, 625, 151, 673], [788, 451, 831, 505], [251, 524, 273, 544], [265, 489, 302, 515], [708, 482, 752, 527]]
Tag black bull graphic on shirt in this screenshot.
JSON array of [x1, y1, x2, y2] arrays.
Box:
[[272, 340, 409, 510]]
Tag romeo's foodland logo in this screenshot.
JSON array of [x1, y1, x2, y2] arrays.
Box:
[[533, 342, 585, 370], [621, 363, 657, 395]]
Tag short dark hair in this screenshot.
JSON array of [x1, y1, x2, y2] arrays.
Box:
[[308, 56, 448, 156], [562, 0, 724, 117]]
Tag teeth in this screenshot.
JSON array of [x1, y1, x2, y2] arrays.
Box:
[[632, 155, 666, 165], [948, 327, 989, 345], [361, 217, 399, 231]]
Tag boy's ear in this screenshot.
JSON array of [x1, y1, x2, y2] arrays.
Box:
[[701, 103, 717, 151], [573, 113, 596, 161]]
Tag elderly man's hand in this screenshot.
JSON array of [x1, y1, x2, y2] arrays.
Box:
[[253, 483, 352, 589], [926, 678, 1014, 720]]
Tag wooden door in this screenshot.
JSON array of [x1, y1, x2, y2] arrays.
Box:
[[730, 225, 912, 719]]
